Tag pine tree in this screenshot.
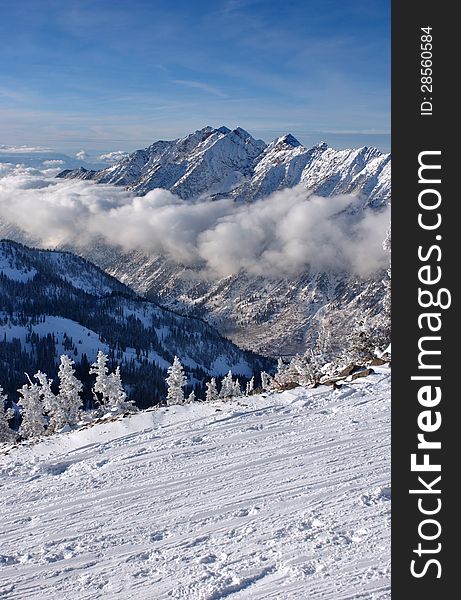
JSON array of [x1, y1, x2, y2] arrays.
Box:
[[343, 322, 377, 366], [90, 350, 110, 409], [165, 356, 187, 406], [57, 354, 83, 427], [186, 390, 196, 404], [290, 351, 322, 388], [18, 379, 47, 439], [34, 371, 64, 433], [106, 366, 135, 413], [219, 370, 234, 400], [205, 378, 218, 402], [274, 358, 290, 388], [0, 387, 16, 444], [260, 371, 272, 391], [232, 379, 241, 397], [245, 377, 254, 396]]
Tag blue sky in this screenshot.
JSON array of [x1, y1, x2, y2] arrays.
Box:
[[0, 0, 390, 154]]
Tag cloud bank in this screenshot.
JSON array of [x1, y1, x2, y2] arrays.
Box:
[[0, 163, 390, 278]]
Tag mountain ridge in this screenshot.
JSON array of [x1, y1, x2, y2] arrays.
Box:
[[0, 240, 271, 405], [57, 126, 390, 207]]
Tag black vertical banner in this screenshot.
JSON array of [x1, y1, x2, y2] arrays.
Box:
[[392, 1, 456, 597]]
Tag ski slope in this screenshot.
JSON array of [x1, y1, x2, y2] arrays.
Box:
[[0, 368, 391, 599]]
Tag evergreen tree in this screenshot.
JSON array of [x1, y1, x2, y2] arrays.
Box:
[[90, 350, 110, 409], [274, 358, 291, 388], [34, 370, 64, 433], [57, 354, 83, 427], [186, 390, 196, 404], [219, 370, 234, 400], [232, 378, 241, 397], [0, 387, 16, 444], [106, 366, 135, 413], [260, 371, 272, 391], [245, 377, 254, 396], [18, 379, 47, 439], [205, 378, 218, 402], [165, 356, 187, 406], [290, 351, 322, 388], [344, 326, 376, 365]]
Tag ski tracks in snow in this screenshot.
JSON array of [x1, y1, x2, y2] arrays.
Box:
[[0, 369, 391, 599]]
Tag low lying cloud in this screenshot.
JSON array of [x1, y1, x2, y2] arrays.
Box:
[[0, 163, 390, 278]]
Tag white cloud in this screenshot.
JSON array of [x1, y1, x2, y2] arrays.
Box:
[[0, 163, 390, 278], [42, 159, 65, 167], [75, 150, 88, 161], [97, 151, 129, 164]]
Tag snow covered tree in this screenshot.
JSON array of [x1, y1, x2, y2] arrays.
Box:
[[260, 371, 272, 391], [34, 371, 64, 433], [344, 323, 377, 366], [106, 366, 135, 413], [219, 370, 234, 400], [90, 351, 110, 409], [0, 387, 16, 444], [186, 390, 196, 404], [18, 379, 47, 439], [288, 351, 322, 388], [273, 358, 294, 389], [205, 378, 218, 402], [57, 354, 83, 427], [245, 377, 254, 396], [165, 356, 187, 406], [232, 379, 242, 397]]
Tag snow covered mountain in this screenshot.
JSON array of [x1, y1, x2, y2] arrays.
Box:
[[57, 125, 390, 206], [53, 127, 391, 356], [76, 241, 387, 357], [0, 240, 271, 406], [0, 368, 391, 599]]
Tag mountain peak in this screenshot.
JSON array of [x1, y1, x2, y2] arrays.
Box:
[[232, 127, 252, 140], [280, 134, 301, 147], [315, 141, 329, 150]]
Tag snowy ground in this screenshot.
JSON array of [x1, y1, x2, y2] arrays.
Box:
[[0, 368, 391, 599]]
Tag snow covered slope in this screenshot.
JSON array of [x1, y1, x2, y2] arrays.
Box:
[[84, 248, 388, 357], [0, 368, 391, 599], [0, 241, 271, 406], [58, 126, 390, 206]]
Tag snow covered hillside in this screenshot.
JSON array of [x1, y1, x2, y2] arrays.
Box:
[[0, 240, 271, 406], [0, 368, 391, 599]]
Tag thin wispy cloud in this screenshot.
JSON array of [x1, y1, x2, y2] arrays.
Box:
[[172, 80, 228, 98], [0, 144, 52, 154]]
